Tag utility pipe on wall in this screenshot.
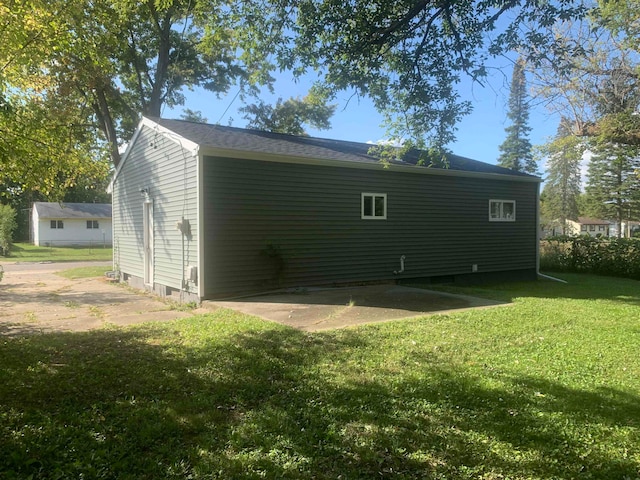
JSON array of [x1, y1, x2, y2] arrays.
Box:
[[393, 255, 406, 275]]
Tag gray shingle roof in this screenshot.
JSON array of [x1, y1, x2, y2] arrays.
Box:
[[577, 217, 611, 225], [151, 117, 538, 178], [34, 202, 112, 219]]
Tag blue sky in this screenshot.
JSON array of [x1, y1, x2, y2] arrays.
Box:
[[167, 62, 562, 173]]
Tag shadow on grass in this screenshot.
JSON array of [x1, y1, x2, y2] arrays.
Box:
[[1, 319, 638, 479]]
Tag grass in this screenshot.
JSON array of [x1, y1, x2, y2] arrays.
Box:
[[1, 273, 639, 479], [2, 242, 112, 262], [57, 265, 111, 279]]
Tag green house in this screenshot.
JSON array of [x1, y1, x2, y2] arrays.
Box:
[[111, 117, 541, 302]]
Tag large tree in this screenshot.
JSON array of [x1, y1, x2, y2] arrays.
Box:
[[0, 90, 110, 199], [1, 0, 588, 184], [240, 95, 336, 136], [237, 0, 586, 149], [497, 57, 536, 174], [1, 0, 271, 168], [530, 5, 640, 146], [585, 141, 640, 237], [582, 33, 640, 237], [530, 4, 640, 232], [540, 118, 584, 233]]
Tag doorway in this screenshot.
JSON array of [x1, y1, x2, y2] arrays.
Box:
[[143, 200, 153, 286]]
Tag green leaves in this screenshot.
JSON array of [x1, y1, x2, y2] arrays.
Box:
[[540, 236, 640, 280], [236, 0, 586, 149], [0, 90, 110, 200], [1, 0, 276, 173], [240, 94, 336, 136], [0, 204, 17, 256], [498, 58, 536, 174], [585, 140, 640, 232], [540, 118, 584, 232]]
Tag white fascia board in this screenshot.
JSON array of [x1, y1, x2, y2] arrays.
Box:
[[111, 116, 200, 185], [197, 146, 542, 184], [141, 116, 200, 153], [196, 151, 204, 300]]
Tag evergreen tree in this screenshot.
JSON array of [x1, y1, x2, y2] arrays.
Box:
[[540, 118, 583, 233], [583, 58, 640, 237], [585, 142, 640, 237], [498, 58, 537, 174]]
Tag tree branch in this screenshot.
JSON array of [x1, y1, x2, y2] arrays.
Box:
[[127, 29, 150, 111], [370, 0, 432, 47]]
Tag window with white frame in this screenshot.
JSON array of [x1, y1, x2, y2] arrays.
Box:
[[87, 220, 99, 229], [361, 193, 387, 219], [489, 200, 516, 222], [50, 220, 64, 229]]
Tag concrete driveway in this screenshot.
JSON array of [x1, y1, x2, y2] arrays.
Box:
[[1, 261, 509, 335], [0, 261, 194, 336], [210, 284, 509, 331]]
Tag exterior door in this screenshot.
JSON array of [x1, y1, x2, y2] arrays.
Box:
[[143, 201, 153, 286]]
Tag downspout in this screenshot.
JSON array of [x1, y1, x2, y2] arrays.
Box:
[[536, 181, 566, 284], [180, 216, 185, 303], [393, 255, 406, 275], [535, 182, 540, 276]]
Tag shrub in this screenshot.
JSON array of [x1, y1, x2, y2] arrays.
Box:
[[0, 204, 17, 256], [540, 236, 640, 280]]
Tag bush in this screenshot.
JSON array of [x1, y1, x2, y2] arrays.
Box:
[[540, 236, 640, 280], [0, 204, 17, 256]]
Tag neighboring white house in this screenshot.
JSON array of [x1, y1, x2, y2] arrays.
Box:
[[31, 202, 112, 247], [566, 217, 611, 237], [610, 220, 640, 238]]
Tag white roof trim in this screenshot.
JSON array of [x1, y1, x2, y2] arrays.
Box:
[[110, 117, 200, 186]]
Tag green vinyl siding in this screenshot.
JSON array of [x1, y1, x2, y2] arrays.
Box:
[[202, 156, 537, 298], [112, 126, 198, 293]]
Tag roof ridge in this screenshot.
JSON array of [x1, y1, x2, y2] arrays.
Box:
[[144, 116, 540, 180]]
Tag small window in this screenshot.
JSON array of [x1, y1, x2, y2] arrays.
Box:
[[489, 200, 515, 222], [599, 225, 605, 231], [50, 220, 64, 229], [589, 225, 595, 231], [361, 193, 387, 219], [581, 225, 587, 231], [87, 220, 99, 229]]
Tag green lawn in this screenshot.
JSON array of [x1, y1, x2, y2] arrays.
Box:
[[1, 273, 639, 479], [56, 265, 112, 279], [3, 242, 112, 262]]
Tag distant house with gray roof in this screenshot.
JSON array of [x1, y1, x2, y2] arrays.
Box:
[[32, 202, 112, 247], [566, 217, 611, 237], [110, 116, 541, 302]]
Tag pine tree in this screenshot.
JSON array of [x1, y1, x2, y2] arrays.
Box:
[[498, 58, 537, 174], [540, 118, 583, 234], [585, 142, 640, 237], [584, 61, 640, 237]]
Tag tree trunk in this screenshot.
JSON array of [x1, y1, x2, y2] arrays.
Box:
[[146, 7, 173, 117], [93, 86, 122, 168]]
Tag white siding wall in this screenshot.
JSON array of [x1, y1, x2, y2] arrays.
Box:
[[34, 218, 112, 246], [112, 126, 198, 295]]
